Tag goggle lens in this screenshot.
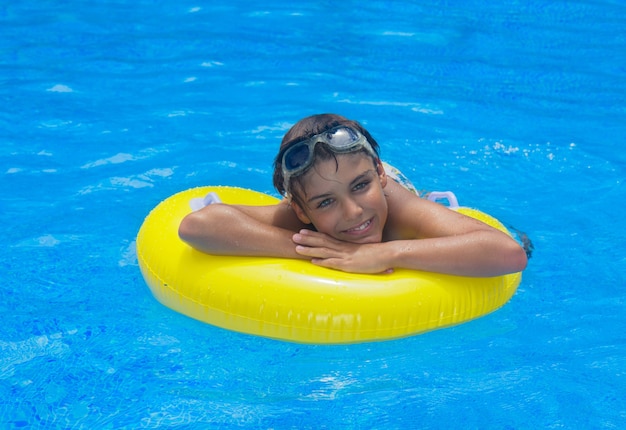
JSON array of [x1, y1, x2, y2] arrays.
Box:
[[284, 144, 311, 172], [327, 127, 360, 148], [280, 126, 376, 197], [283, 127, 363, 173]]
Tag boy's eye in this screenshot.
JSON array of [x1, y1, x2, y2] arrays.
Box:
[[353, 180, 370, 191], [317, 198, 333, 209]]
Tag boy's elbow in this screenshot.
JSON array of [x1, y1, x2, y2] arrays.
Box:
[[178, 205, 230, 251], [508, 243, 528, 273], [178, 214, 193, 243], [178, 212, 203, 244]]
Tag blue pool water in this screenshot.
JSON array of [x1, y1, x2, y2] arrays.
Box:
[[2, 0, 625, 428]]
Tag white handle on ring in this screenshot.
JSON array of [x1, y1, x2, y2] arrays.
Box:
[[189, 192, 222, 211], [427, 191, 459, 209]]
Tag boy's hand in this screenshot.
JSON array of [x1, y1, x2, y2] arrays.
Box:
[[292, 229, 394, 274]]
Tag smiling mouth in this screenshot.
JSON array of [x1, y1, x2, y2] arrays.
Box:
[[344, 219, 372, 234]]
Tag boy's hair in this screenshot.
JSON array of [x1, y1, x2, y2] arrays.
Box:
[[272, 114, 381, 204]]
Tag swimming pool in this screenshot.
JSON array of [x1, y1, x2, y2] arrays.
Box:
[[2, 0, 625, 428]]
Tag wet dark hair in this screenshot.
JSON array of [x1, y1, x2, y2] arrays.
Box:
[[272, 114, 381, 203]]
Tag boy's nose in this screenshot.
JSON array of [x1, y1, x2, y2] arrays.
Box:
[[343, 198, 363, 220]]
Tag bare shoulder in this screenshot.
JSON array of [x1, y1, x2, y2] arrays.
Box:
[[385, 180, 492, 239]]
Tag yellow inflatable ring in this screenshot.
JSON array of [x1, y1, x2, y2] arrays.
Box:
[[137, 186, 521, 344]]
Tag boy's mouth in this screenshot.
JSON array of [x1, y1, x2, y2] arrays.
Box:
[[344, 218, 372, 234]]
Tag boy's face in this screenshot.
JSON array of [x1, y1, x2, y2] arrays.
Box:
[[291, 153, 388, 244]]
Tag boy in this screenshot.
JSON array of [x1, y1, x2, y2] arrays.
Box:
[[179, 114, 527, 276]]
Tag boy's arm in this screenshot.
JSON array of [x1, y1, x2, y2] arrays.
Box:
[[292, 183, 528, 276], [293, 217, 527, 277], [382, 229, 527, 277], [386, 191, 527, 276], [178, 201, 309, 259]]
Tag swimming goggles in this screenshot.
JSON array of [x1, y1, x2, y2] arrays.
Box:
[[279, 126, 377, 196]]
